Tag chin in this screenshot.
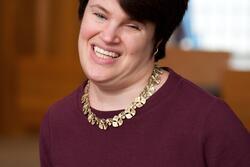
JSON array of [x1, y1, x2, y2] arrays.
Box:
[[84, 67, 113, 83]]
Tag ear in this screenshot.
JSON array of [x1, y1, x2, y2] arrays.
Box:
[[155, 39, 163, 48], [152, 39, 162, 57]]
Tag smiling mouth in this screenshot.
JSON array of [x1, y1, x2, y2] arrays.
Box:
[[93, 46, 120, 59]]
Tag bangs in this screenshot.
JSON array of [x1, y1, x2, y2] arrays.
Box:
[[118, 0, 161, 23]]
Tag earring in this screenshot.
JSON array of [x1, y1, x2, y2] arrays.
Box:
[[153, 48, 159, 57]]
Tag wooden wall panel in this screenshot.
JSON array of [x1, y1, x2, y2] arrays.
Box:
[[14, 0, 36, 54], [0, 0, 20, 135], [47, 0, 79, 57], [159, 47, 230, 92], [221, 71, 250, 131], [0, 0, 81, 135], [0, 0, 4, 134], [16, 57, 83, 132]]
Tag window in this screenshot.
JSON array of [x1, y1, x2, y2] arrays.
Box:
[[180, 0, 250, 70]]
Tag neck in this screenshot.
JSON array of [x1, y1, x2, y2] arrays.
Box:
[[87, 66, 169, 112], [88, 66, 156, 111], [89, 77, 150, 111]]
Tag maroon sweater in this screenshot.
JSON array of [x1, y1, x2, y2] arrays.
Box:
[[40, 68, 250, 167]]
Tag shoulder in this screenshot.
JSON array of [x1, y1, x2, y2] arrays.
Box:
[[168, 69, 247, 128], [50, 85, 82, 111], [41, 84, 84, 127], [162, 68, 248, 132], [204, 98, 249, 140], [166, 69, 250, 164], [166, 68, 219, 112], [202, 97, 250, 166]]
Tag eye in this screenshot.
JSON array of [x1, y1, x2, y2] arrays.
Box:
[[93, 12, 107, 20], [127, 24, 141, 31]]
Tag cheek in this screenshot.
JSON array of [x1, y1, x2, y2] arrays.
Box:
[[121, 28, 154, 56], [79, 18, 98, 41], [124, 35, 154, 57]]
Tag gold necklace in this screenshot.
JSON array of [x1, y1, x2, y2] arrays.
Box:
[[81, 66, 163, 130]]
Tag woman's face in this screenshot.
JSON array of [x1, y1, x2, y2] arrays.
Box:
[[78, 0, 156, 88]]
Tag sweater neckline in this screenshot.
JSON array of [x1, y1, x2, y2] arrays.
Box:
[[77, 67, 182, 119]]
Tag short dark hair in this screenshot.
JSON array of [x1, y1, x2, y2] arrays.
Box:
[[78, 0, 188, 61]]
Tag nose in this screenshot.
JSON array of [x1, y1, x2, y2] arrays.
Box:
[[100, 23, 120, 44]]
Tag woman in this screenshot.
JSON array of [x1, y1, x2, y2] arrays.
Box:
[[40, 0, 250, 166]]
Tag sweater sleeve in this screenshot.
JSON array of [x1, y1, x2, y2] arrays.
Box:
[[204, 99, 250, 167], [39, 110, 53, 167]]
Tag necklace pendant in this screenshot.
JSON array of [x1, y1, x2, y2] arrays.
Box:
[[98, 119, 108, 130], [87, 113, 96, 125], [112, 115, 123, 127], [125, 108, 136, 119], [106, 118, 113, 126]]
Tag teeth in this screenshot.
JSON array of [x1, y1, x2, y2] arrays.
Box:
[[95, 52, 110, 59], [94, 46, 119, 58]]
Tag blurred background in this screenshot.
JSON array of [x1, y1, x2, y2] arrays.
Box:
[[0, 0, 249, 166]]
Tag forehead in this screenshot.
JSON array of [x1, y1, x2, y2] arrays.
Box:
[[88, 0, 128, 18], [86, 0, 156, 32], [87, 0, 147, 24]]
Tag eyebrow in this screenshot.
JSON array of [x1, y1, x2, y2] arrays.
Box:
[[89, 4, 109, 14], [89, 4, 146, 27]]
